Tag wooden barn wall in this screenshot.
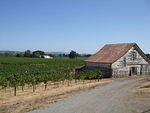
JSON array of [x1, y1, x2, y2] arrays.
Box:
[[85, 62, 112, 77], [111, 47, 149, 77]]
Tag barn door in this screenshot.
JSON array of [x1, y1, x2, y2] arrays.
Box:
[[129, 67, 137, 76]]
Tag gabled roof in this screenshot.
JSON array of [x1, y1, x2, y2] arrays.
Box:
[[85, 43, 149, 64]]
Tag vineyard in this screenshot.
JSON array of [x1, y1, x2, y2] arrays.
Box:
[[0, 57, 100, 96]]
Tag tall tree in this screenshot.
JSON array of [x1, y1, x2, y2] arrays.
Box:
[[16, 53, 23, 57], [69, 51, 78, 59], [32, 50, 45, 58], [24, 50, 31, 57]]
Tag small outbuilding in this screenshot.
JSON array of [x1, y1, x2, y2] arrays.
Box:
[[85, 43, 150, 77], [41, 55, 53, 59]]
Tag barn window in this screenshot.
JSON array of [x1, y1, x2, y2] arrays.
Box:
[[123, 57, 126, 66], [131, 51, 137, 61]]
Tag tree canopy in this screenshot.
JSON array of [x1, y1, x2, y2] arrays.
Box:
[[24, 50, 31, 57], [69, 51, 78, 59], [32, 50, 45, 58]]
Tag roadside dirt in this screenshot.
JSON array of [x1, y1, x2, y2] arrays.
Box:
[[0, 79, 114, 113], [29, 76, 150, 113], [133, 76, 150, 97]]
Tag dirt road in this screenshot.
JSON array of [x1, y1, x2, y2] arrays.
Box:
[[29, 77, 150, 113]]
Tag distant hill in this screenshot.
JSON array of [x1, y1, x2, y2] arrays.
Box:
[[45, 52, 68, 55], [0, 51, 23, 54]]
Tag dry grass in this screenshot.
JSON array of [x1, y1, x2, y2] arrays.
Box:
[[133, 76, 150, 97], [0, 79, 114, 113], [1, 75, 149, 113]]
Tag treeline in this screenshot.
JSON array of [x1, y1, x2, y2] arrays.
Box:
[[16, 50, 52, 58], [16, 50, 91, 59], [0, 50, 91, 59], [56, 51, 91, 59], [0, 53, 15, 57]]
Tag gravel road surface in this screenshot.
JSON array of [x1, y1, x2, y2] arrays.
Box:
[[29, 78, 150, 113]]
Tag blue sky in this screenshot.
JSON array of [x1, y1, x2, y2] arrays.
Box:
[[0, 0, 150, 54]]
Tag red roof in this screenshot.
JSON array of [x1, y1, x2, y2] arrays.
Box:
[[85, 43, 135, 63]]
